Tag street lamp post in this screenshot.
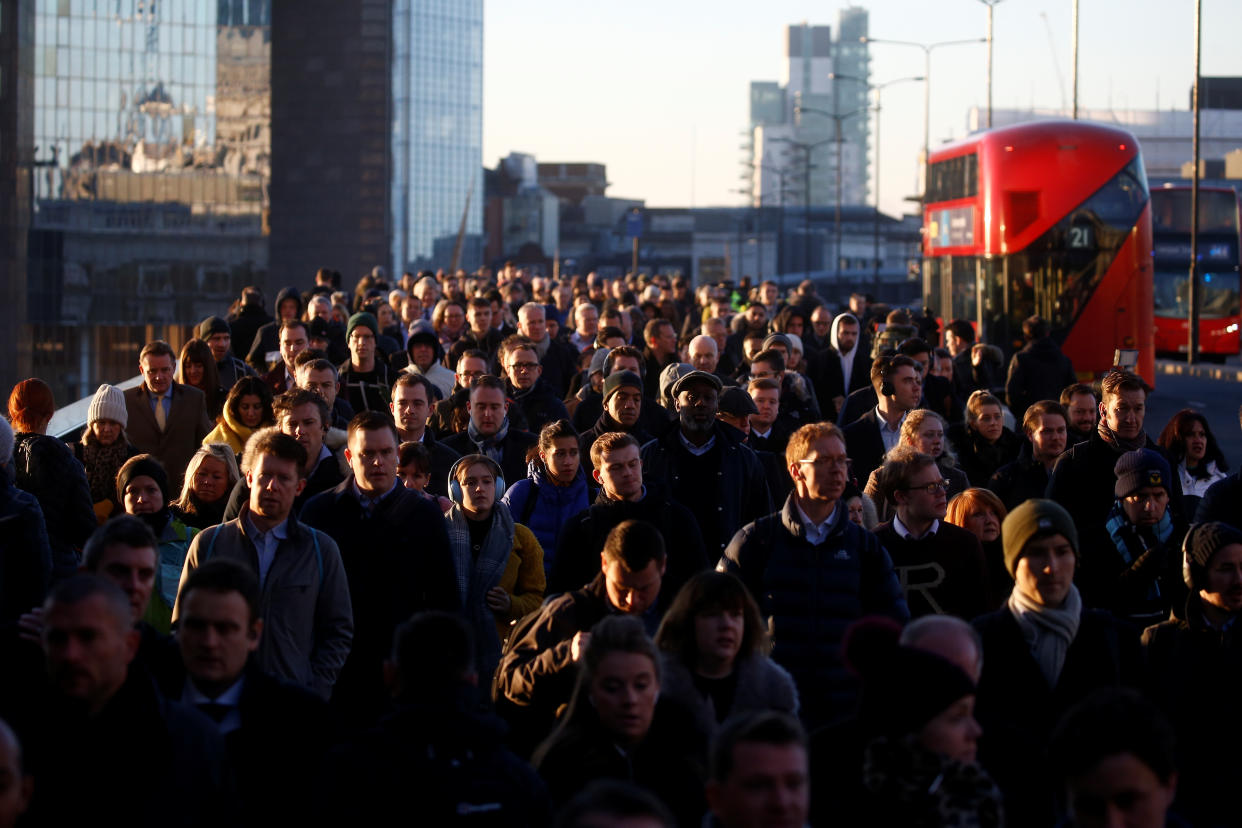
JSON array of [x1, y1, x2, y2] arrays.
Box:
[[773, 137, 836, 277], [793, 99, 868, 280], [978, 0, 1004, 128], [746, 162, 791, 276], [859, 36, 985, 194], [867, 76, 924, 286]]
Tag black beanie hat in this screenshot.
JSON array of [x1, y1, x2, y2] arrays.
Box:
[[197, 316, 231, 340], [1183, 521, 1242, 590], [845, 617, 976, 738], [1113, 448, 1172, 498], [115, 454, 169, 506]]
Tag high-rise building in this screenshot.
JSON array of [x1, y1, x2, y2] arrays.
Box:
[[270, 0, 482, 284], [745, 11, 871, 213], [0, 0, 35, 396], [23, 0, 270, 401]]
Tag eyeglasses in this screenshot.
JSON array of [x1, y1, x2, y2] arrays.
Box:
[[507, 361, 540, 372], [903, 479, 951, 494]]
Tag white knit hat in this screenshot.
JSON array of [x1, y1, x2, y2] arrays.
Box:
[[87, 384, 128, 428]]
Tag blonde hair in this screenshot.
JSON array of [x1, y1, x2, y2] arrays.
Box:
[[175, 443, 241, 510]]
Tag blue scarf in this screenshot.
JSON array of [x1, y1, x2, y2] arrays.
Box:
[[1105, 498, 1174, 600], [466, 415, 510, 464]]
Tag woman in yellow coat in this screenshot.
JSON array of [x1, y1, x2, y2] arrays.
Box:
[[445, 453, 545, 683], [202, 376, 274, 458]]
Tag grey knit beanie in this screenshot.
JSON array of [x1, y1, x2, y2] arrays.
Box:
[[87, 384, 128, 429]]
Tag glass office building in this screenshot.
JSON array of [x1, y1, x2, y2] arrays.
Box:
[[391, 0, 483, 273], [27, 0, 270, 400]]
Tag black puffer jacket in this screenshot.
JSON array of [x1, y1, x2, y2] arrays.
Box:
[[13, 433, 96, 582], [986, 441, 1051, 511], [720, 495, 909, 728]]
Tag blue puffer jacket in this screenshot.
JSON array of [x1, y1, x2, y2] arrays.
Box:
[[501, 461, 590, 575]]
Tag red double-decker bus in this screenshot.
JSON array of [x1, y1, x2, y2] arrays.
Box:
[[1151, 184, 1241, 362], [922, 120, 1153, 382]]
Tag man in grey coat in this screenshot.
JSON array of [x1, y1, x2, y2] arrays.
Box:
[[174, 428, 353, 700]]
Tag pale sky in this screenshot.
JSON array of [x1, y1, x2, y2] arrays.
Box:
[[483, 0, 1242, 217]]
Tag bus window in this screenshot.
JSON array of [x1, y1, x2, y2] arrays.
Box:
[[950, 256, 978, 326], [1002, 158, 1149, 342]]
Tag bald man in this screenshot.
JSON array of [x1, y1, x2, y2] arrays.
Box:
[[688, 335, 734, 387]]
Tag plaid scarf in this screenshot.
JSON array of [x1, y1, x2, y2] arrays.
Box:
[[466, 416, 511, 464]]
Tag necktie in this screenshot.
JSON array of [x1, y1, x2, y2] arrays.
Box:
[[155, 397, 167, 432], [197, 702, 230, 723]]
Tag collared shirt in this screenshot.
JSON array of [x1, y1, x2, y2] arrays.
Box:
[[150, 385, 173, 420], [678, 431, 717, 457], [244, 513, 289, 587], [875, 405, 906, 453], [569, 331, 593, 353], [893, 513, 939, 541], [183, 675, 246, 735], [751, 425, 773, 440], [352, 478, 401, 518], [794, 499, 838, 546], [307, 444, 333, 478]]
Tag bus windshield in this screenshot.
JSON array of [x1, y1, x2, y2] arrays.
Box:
[[1154, 269, 1240, 320], [1151, 189, 1239, 234]]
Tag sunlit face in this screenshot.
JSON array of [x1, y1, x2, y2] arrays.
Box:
[[689, 337, 719, 373], [299, 367, 339, 408], [889, 365, 923, 411], [749, 388, 780, 431], [504, 348, 542, 390], [1065, 753, 1177, 828], [791, 435, 849, 504], [694, 607, 744, 669], [596, 444, 644, 501], [1184, 420, 1208, 463], [442, 304, 466, 332], [348, 326, 376, 366], [140, 353, 174, 396], [973, 404, 1004, 443], [518, 307, 547, 341], [123, 474, 163, 516], [914, 418, 944, 457], [1201, 544, 1242, 614], [191, 455, 230, 503], [835, 320, 859, 352], [811, 308, 832, 339], [279, 324, 308, 369], [237, 394, 265, 428], [468, 386, 508, 438], [611, 355, 641, 377], [650, 323, 677, 356], [458, 462, 497, 515], [750, 359, 782, 384], [184, 360, 205, 388], [575, 304, 599, 337], [918, 695, 982, 764], [345, 426, 398, 495], [376, 303, 395, 329], [588, 651, 658, 746], [280, 402, 325, 464], [1029, 413, 1068, 462], [206, 332, 231, 363], [398, 464, 431, 493], [963, 508, 1002, 543], [456, 356, 488, 390], [1102, 388, 1146, 441], [898, 462, 949, 523], [1014, 534, 1076, 607], [541, 437, 580, 484], [247, 453, 305, 521], [846, 496, 865, 526], [603, 558, 664, 615], [606, 387, 642, 428], [90, 419, 122, 447], [1121, 486, 1169, 527], [391, 382, 431, 435], [466, 304, 492, 335], [1067, 392, 1098, 433]]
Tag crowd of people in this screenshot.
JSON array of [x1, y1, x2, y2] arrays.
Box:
[[1, 262, 1239, 827]]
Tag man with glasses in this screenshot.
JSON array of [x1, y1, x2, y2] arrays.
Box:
[[873, 448, 991, 620], [339, 312, 391, 413], [499, 335, 569, 434], [720, 421, 908, 729]]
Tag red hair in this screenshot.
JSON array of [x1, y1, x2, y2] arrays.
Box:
[[8, 378, 56, 433]]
